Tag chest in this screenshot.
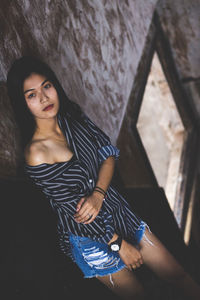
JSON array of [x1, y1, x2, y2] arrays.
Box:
[[47, 138, 74, 163]]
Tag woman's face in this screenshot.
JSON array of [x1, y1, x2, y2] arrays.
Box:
[[23, 73, 60, 121]]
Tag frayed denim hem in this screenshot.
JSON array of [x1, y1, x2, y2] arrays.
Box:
[[136, 221, 154, 246], [84, 264, 126, 287], [69, 233, 126, 281], [83, 263, 126, 279]]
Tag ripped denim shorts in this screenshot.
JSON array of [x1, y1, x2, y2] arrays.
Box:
[[69, 220, 151, 279]]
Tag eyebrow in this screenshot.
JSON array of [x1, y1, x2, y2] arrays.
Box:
[[24, 79, 49, 94]]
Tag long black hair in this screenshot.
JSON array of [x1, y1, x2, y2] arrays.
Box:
[[6, 55, 83, 149]]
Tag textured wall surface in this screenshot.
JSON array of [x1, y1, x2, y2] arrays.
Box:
[[0, 0, 157, 140], [157, 0, 200, 78], [0, 83, 20, 177], [0, 0, 157, 176], [157, 0, 200, 121]]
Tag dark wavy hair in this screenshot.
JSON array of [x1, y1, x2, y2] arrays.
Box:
[[6, 55, 82, 149]]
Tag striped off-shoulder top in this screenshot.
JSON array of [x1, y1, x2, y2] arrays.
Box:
[[25, 112, 142, 259]]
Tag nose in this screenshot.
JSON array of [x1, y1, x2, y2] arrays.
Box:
[[39, 90, 48, 103]]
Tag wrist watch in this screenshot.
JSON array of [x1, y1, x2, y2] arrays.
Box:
[[109, 236, 122, 252]]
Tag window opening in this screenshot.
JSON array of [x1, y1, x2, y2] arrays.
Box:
[[136, 52, 185, 213]]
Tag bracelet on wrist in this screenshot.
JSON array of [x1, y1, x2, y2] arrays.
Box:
[[94, 189, 106, 197], [94, 186, 107, 196], [93, 188, 107, 200]]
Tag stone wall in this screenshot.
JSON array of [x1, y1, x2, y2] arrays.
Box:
[[157, 0, 200, 126], [1, 0, 200, 185], [0, 0, 157, 177]]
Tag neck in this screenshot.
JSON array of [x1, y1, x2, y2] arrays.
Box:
[[35, 116, 61, 138]]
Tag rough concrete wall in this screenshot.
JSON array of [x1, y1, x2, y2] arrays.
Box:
[[0, 83, 20, 177], [0, 0, 157, 177], [156, 0, 200, 122], [1, 0, 158, 141]]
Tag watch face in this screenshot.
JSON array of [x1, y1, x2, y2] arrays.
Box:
[[111, 244, 120, 251]]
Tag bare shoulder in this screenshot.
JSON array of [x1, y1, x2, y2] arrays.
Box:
[[25, 140, 48, 166]]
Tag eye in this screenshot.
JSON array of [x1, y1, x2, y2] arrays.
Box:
[[28, 93, 36, 99], [44, 83, 52, 89]]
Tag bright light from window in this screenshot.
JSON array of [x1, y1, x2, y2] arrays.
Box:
[[137, 53, 185, 212]]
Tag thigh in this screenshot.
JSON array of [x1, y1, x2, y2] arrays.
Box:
[[96, 267, 145, 300], [139, 228, 185, 281], [139, 229, 200, 299]]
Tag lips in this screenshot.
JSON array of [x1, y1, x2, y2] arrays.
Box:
[[43, 104, 54, 111]]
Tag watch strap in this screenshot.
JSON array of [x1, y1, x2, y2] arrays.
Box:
[[109, 235, 122, 251]]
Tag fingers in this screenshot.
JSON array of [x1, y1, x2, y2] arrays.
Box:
[[76, 197, 86, 212], [83, 213, 96, 224], [74, 194, 103, 224], [131, 258, 143, 270], [74, 197, 89, 222], [127, 256, 143, 270], [132, 262, 141, 269], [126, 262, 141, 271], [74, 200, 96, 223], [131, 264, 137, 270], [126, 260, 143, 270], [74, 196, 100, 224], [74, 210, 97, 224], [74, 210, 93, 223], [126, 265, 132, 271], [139, 258, 143, 266]]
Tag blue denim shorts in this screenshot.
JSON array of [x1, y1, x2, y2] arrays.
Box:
[[69, 220, 149, 278]]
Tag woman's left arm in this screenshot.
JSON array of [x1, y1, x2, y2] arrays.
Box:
[[73, 156, 115, 224]]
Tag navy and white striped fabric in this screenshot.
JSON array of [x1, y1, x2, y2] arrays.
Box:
[[25, 112, 142, 259]]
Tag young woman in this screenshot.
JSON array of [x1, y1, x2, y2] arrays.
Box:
[[6, 56, 200, 300]]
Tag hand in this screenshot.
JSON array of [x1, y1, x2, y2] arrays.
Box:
[[119, 239, 143, 270], [74, 192, 104, 224]]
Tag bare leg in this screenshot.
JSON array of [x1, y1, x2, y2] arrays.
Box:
[[139, 228, 200, 300], [96, 267, 146, 300]]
